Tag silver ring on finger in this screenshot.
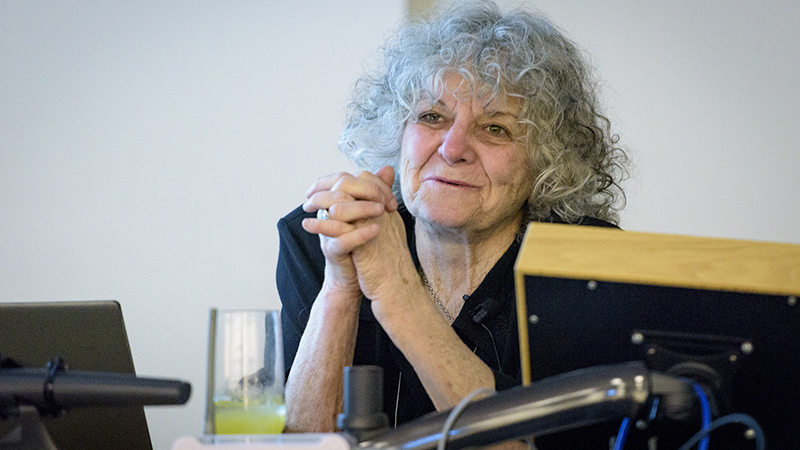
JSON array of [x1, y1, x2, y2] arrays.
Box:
[[316, 208, 330, 220]]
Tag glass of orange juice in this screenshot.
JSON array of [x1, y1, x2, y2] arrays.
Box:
[[205, 309, 286, 439]]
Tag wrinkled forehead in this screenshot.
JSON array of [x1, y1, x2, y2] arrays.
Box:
[[416, 70, 522, 112]]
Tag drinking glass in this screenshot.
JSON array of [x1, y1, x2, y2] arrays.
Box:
[[205, 309, 285, 436]]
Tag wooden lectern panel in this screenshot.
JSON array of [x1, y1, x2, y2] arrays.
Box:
[[514, 223, 800, 385], [515, 223, 800, 297]]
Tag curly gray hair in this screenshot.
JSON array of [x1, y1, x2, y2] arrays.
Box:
[[338, 0, 628, 225]]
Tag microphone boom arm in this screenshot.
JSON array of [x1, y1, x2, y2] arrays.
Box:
[[1, 357, 191, 450], [356, 362, 695, 450]]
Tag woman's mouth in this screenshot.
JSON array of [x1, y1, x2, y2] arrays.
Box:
[[425, 176, 478, 188]]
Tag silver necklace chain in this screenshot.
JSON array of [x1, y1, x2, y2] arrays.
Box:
[[419, 268, 454, 323]]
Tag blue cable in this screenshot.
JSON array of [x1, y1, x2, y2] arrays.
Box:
[[613, 417, 631, 450], [691, 383, 712, 450], [613, 382, 763, 450], [614, 381, 710, 450], [676, 413, 765, 450]]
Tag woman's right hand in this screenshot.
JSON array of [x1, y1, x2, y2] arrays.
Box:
[[301, 166, 397, 295]]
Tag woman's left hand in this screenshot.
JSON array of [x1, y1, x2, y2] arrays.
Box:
[[342, 170, 421, 316], [351, 202, 418, 305]]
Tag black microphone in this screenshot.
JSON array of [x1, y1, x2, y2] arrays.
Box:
[[471, 297, 502, 324], [0, 367, 191, 414]]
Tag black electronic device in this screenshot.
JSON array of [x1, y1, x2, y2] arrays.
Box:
[[514, 223, 800, 449], [0, 300, 190, 450]]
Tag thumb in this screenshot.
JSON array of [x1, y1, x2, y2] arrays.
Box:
[[375, 165, 395, 189], [374, 166, 398, 211]]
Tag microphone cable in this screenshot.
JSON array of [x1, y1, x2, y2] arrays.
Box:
[[437, 387, 494, 450]]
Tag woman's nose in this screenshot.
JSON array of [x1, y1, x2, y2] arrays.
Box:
[[439, 120, 476, 164]]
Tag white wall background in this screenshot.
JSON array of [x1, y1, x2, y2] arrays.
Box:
[[520, 0, 800, 243], [1, 1, 798, 449], [0, 1, 399, 449]]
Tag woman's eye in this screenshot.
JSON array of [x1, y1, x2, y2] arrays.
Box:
[[418, 112, 442, 124], [486, 124, 510, 138]]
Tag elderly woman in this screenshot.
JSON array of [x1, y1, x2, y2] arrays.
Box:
[[276, 0, 627, 445]]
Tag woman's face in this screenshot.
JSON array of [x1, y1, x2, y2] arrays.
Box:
[[399, 74, 534, 236]]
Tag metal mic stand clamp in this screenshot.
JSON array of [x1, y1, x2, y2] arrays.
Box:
[[0, 405, 60, 450], [1, 356, 68, 450]]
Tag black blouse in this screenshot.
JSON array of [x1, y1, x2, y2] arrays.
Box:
[[276, 203, 620, 447]]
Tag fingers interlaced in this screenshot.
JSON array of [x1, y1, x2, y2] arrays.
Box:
[[304, 171, 352, 198], [320, 223, 381, 255], [305, 167, 397, 212], [302, 190, 353, 214], [300, 168, 399, 269], [303, 216, 356, 238], [332, 174, 394, 207]]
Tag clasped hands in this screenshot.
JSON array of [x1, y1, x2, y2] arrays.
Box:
[[301, 166, 414, 305]]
